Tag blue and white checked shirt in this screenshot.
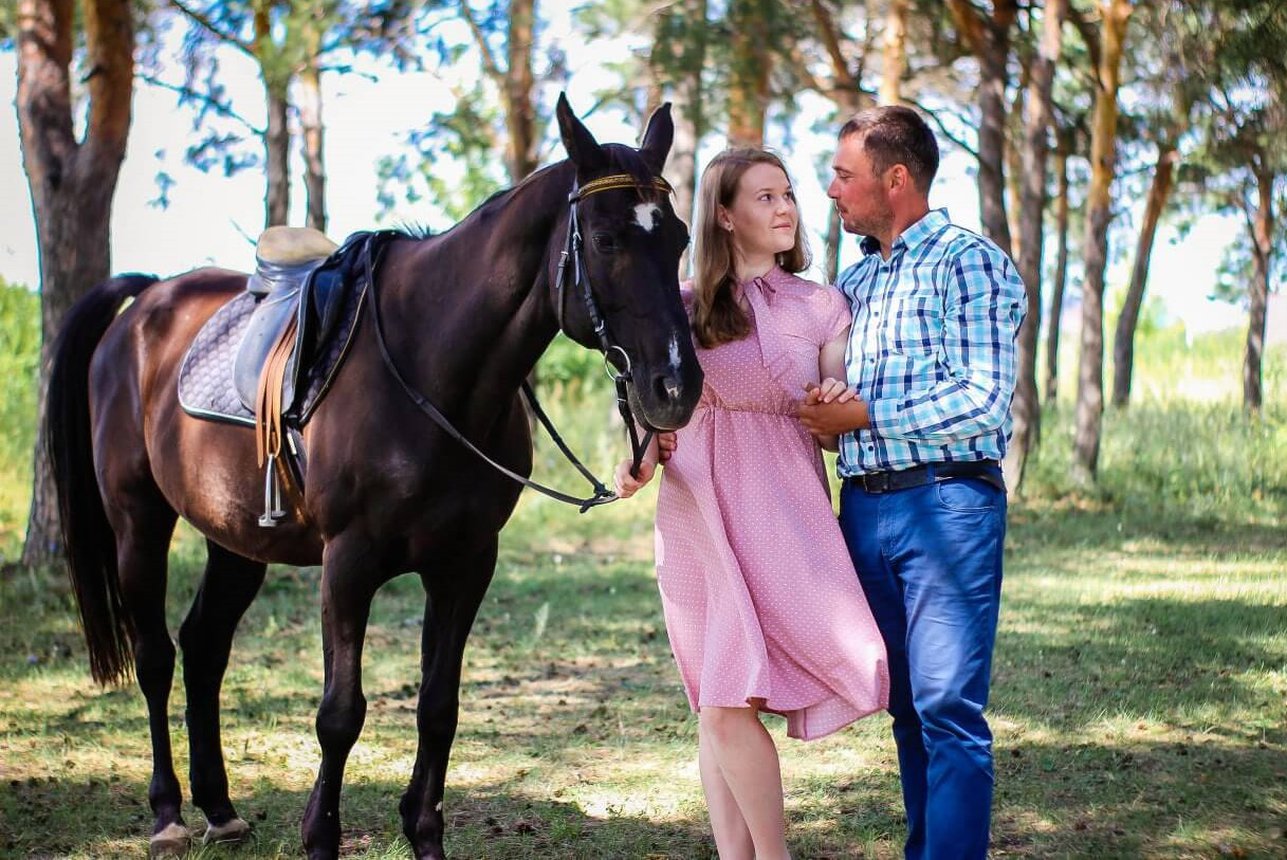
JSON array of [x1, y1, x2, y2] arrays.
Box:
[[835, 209, 1026, 476]]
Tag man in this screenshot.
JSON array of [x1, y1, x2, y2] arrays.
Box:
[[799, 106, 1026, 859]]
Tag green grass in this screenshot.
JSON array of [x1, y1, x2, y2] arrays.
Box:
[[0, 324, 1284, 858]]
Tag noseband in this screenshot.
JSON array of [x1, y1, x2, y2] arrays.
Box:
[[554, 173, 674, 486], [367, 173, 678, 512]]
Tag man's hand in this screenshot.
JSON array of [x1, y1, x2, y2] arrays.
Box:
[[657, 432, 678, 464], [799, 381, 871, 436]]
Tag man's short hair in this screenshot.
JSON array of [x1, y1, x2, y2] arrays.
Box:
[[839, 106, 940, 192]]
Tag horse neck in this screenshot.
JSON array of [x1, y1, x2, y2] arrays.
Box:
[[380, 164, 572, 412]]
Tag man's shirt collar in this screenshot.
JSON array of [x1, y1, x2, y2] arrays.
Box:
[[859, 208, 950, 258]]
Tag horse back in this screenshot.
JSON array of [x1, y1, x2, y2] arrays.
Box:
[[92, 267, 324, 566]]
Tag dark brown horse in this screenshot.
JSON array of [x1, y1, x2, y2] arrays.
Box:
[[45, 97, 700, 859]]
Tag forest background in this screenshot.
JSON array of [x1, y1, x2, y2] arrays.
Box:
[[0, 1, 1284, 858]]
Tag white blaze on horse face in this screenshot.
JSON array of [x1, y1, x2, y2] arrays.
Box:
[[667, 334, 683, 384], [634, 203, 661, 233]]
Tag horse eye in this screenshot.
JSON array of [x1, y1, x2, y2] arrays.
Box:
[[592, 234, 617, 253]]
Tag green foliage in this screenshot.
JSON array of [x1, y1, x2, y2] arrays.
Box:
[[0, 282, 39, 464], [376, 78, 507, 224], [0, 280, 39, 560]]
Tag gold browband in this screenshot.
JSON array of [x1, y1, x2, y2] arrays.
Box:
[[574, 174, 673, 200]]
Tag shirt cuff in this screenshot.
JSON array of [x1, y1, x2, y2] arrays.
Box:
[[868, 396, 904, 437]]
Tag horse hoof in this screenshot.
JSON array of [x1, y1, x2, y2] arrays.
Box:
[[203, 816, 252, 845], [149, 822, 191, 857]]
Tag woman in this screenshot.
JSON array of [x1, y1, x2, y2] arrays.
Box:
[[614, 148, 889, 860]]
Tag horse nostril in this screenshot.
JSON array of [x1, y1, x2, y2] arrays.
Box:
[[657, 374, 681, 401]]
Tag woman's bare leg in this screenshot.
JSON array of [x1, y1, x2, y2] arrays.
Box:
[[698, 705, 791, 860], [699, 724, 754, 858]]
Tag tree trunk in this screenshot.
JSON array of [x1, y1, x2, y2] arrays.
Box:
[[653, 0, 706, 277], [504, 0, 538, 182], [264, 80, 290, 227], [299, 62, 326, 232], [1044, 140, 1071, 404], [948, 0, 1017, 253], [1072, 0, 1131, 484], [727, 0, 771, 146], [880, 0, 909, 106], [810, 0, 870, 279], [1111, 143, 1177, 408], [1006, 69, 1026, 262], [17, 0, 136, 567], [1245, 165, 1273, 414], [824, 208, 841, 284], [1003, 0, 1065, 493]]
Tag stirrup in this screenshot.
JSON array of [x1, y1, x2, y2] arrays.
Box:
[[258, 453, 287, 527]]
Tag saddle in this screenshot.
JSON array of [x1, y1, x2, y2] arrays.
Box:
[[177, 226, 393, 526]]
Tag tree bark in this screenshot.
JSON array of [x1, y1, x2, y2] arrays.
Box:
[[298, 62, 326, 232], [824, 208, 841, 284], [880, 0, 908, 106], [17, 0, 136, 566], [727, 0, 771, 146], [1111, 143, 1177, 408], [1004, 0, 1065, 493], [1044, 138, 1071, 404], [808, 0, 871, 282], [264, 80, 290, 227], [1072, 0, 1132, 484], [652, 0, 706, 277], [947, 0, 1017, 253], [297, 3, 327, 234], [1244, 164, 1273, 414], [504, 0, 538, 182]]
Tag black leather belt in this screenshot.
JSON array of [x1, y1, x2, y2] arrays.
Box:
[[846, 460, 1005, 494]]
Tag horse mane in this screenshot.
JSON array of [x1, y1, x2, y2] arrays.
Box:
[[395, 143, 660, 243]]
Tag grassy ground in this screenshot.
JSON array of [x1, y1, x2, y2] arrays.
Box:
[[1, 334, 1284, 858]]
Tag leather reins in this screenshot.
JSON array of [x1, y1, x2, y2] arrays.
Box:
[[368, 173, 674, 512]]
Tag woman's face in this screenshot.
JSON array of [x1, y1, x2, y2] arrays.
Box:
[[719, 162, 798, 262]]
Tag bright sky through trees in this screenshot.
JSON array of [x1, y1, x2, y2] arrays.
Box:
[[0, 41, 1243, 335]]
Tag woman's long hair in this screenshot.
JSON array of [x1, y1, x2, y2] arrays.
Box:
[[692, 148, 811, 348]]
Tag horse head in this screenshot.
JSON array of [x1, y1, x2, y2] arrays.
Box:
[[552, 94, 703, 433]]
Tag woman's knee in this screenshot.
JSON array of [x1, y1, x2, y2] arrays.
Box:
[[699, 705, 760, 746]]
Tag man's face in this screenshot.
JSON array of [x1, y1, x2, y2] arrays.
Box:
[[827, 133, 894, 238]]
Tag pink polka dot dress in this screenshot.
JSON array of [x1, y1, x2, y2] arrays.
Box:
[[655, 267, 890, 741]]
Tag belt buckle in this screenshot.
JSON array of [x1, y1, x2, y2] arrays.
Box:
[[861, 471, 889, 493]]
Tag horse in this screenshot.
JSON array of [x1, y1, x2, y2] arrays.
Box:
[[45, 95, 702, 859]]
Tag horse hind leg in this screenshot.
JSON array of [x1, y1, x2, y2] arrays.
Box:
[[401, 538, 499, 860], [177, 540, 267, 846], [112, 501, 187, 857]]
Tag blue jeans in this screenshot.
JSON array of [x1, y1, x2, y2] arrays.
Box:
[[838, 470, 1006, 860]]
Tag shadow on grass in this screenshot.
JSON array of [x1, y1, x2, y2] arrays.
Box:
[[995, 596, 1286, 741], [1009, 503, 1287, 558], [990, 736, 1287, 859], [1, 774, 717, 859]]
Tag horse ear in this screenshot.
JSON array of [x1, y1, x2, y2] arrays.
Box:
[[556, 93, 607, 175], [639, 102, 674, 173]]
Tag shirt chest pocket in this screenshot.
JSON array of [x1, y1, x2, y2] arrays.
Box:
[[879, 295, 941, 357]]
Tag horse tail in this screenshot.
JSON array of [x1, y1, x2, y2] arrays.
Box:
[[46, 273, 159, 685]]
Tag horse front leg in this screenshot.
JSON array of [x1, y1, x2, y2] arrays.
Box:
[[178, 541, 266, 846], [301, 539, 382, 860], [401, 538, 499, 860]]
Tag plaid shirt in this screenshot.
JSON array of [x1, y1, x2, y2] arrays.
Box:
[[835, 209, 1026, 476]]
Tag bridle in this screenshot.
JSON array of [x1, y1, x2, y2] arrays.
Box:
[[555, 173, 675, 486], [367, 172, 678, 512]]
